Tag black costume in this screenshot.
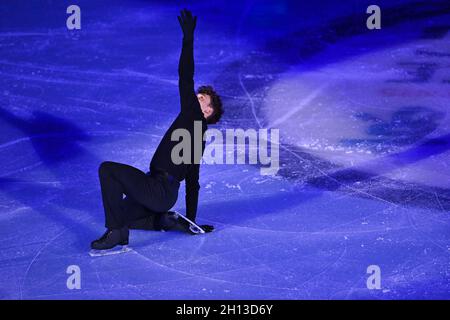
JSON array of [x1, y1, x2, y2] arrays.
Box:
[[97, 18, 206, 232]]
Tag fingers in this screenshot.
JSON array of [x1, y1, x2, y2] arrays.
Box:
[[181, 9, 187, 21], [200, 225, 214, 233], [185, 9, 192, 19], [179, 8, 196, 23]]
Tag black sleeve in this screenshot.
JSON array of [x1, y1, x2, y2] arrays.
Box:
[[178, 36, 200, 115], [185, 163, 200, 222]]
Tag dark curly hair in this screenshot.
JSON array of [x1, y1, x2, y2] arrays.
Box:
[[197, 85, 223, 124]]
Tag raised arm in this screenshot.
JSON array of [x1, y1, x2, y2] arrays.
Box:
[[177, 9, 198, 113]]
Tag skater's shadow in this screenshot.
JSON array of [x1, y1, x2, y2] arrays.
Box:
[[0, 108, 91, 165], [0, 107, 109, 249]]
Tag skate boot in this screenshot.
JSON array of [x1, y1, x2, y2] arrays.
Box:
[[155, 211, 179, 231], [89, 227, 131, 257], [167, 211, 214, 234]]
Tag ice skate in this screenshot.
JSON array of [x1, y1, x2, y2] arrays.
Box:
[[89, 245, 132, 257], [168, 211, 206, 234], [89, 227, 131, 257]]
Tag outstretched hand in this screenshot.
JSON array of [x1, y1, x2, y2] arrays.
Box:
[[199, 225, 214, 233], [177, 8, 197, 38]]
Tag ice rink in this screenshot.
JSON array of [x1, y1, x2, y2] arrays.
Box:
[[0, 0, 449, 299]]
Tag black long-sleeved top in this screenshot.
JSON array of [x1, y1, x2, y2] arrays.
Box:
[[150, 35, 207, 222]]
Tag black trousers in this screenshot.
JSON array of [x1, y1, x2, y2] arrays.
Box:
[[98, 161, 180, 229]]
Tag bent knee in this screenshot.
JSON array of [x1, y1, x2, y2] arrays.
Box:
[[98, 161, 116, 176]]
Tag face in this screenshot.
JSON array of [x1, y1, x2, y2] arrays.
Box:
[[197, 93, 214, 119]]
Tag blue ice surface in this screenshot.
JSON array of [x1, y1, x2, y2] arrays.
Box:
[[0, 0, 449, 299]]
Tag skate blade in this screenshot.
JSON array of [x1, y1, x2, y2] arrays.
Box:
[[89, 245, 132, 257], [189, 225, 205, 234], [171, 211, 205, 234]]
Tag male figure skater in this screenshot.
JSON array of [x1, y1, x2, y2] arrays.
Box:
[[91, 9, 223, 250]]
